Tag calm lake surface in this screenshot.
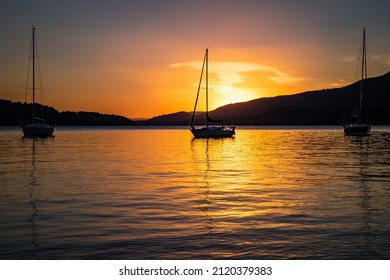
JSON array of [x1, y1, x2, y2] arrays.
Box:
[[1, 126, 390, 259]]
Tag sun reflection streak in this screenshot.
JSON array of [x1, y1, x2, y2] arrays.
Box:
[[2, 128, 387, 259], [188, 129, 377, 245]]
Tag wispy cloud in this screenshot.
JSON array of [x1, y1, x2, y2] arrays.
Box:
[[330, 80, 347, 87], [371, 54, 390, 66], [340, 56, 357, 63], [340, 53, 390, 66], [170, 61, 303, 89]]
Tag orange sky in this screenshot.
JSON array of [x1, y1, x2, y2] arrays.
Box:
[[1, 1, 390, 119]]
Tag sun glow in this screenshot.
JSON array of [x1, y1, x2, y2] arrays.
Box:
[[170, 57, 303, 112], [210, 87, 258, 108], [219, 85, 235, 95]]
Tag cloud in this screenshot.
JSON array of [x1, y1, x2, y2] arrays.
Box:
[[169, 61, 303, 89], [370, 54, 390, 66], [341, 54, 390, 66], [340, 56, 357, 63], [330, 80, 347, 87]]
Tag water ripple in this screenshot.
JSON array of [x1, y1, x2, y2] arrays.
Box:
[[1, 127, 390, 259]]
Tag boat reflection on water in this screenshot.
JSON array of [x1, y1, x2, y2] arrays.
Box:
[[191, 137, 242, 258], [345, 136, 375, 257], [191, 139, 214, 232], [2, 127, 390, 259], [25, 138, 39, 258], [23, 136, 54, 258]]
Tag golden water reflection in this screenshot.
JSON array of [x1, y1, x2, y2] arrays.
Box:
[[188, 129, 390, 258], [1, 127, 390, 259]]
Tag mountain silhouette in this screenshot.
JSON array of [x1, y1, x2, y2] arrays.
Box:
[[146, 71, 390, 125], [3, 72, 389, 126]]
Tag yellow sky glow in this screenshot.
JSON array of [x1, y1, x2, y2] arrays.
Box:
[[168, 58, 305, 112]]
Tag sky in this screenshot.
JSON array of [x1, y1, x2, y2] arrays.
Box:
[[1, 0, 389, 119]]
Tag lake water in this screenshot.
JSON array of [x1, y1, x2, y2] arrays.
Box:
[[1, 126, 390, 259]]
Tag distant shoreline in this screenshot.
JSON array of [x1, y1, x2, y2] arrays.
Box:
[[0, 99, 133, 126], [2, 71, 390, 126]]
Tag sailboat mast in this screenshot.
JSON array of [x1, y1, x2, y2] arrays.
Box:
[[32, 26, 36, 123], [206, 48, 209, 128], [190, 50, 207, 127], [360, 28, 366, 113]]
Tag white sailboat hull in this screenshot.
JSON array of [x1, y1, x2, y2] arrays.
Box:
[[22, 123, 55, 137], [190, 126, 235, 138]]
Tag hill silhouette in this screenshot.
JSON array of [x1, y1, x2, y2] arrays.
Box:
[[0, 99, 133, 126], [146, 71, 390, 125], [3, 72, 389, 126], [142, 111, 190, 126]]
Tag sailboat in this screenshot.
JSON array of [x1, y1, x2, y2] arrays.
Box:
[[21, 26, 55, 137], [342, 28, 371, 136], [190, 49, 235, 138]]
